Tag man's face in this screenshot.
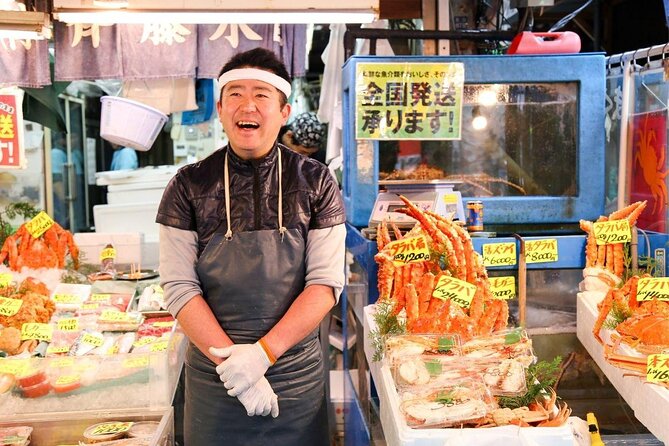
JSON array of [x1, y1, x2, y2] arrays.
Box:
[[217, 78, 290, 160]]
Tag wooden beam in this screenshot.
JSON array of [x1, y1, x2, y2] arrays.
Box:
[[379, 0, 422, 19]]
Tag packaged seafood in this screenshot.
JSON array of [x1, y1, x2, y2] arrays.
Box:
[[384, 334, 462, 365], [0, 426, 32, 446], [83, 421, 132, 443], [462, 328, 536, 367]]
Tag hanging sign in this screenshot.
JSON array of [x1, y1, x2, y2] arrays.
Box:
[[355, 62, 464, 140], [0, 90, 26, 169]]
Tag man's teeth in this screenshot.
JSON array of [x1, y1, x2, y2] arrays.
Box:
[[237, 121, 259, 129]]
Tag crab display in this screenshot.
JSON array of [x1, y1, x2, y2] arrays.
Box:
[[0, 220, 79, 271]]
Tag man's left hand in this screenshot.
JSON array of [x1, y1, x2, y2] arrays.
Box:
[[209, 343, 272, 396]]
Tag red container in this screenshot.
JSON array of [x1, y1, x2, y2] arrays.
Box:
[[507, 31, 581, 55]]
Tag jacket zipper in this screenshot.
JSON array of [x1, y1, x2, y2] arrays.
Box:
[[253, 166, 261, 230]]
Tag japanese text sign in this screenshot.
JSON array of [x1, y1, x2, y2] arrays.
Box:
[[0, 272, 12, 287], [636, 277, 669, 301], [593, 219, 632, 245], [0, 296, 22, 317], [646, 354, 669, 382], [21, 322, 53, 342], [489, 276, 516, 300], [26, 211, 54, 239], [525, 239, 558, 264], [483, 242, 517, 267], [355, 62, 464, 140], [432, 275, 477, 308], [0, 92, 25, 169], [384, 235, 431, 266]]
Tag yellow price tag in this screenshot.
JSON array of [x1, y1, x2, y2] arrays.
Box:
[[0, 272, 12, 287], [525, 239, 559, 263], [81, 333, 104, 347], [52, 294, 81, 304], [50, 357, 75, 368], [47, 345, 71, 355], [442, 193, 458, 204], [123, 356, 150, 369], [81, 302, 99, 310], [0, 359, 28, 376], [55, 374, 80, 386], [25, 211, 54, 238], [152, 321, 175, 328], [432, 275, 477, 308], [90, 422, 134, 436], [593, 219, 632, 245], [99, 247, 116, 261], [636, 278, 669, 301], [99, 310, 132, 322], [0, 296, 23, 317], [89, 293, 111, 302], [57, 318, 79, 331], [482, 242, 516, 267], [150, 340, 169, 352], [133, 336, 157, 347], [385, 235, 431, 266], [21, 323, 53, 342], [647, 354, 669, 382], [489, 276, 516, 300]]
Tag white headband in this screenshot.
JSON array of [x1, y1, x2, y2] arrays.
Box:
[[218, 68, 292, 99]]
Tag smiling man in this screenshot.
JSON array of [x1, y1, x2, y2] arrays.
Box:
[[155, 48, 346, 446]]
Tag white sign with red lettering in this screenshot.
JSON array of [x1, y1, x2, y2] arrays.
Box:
[[0, 89, 25, 169]]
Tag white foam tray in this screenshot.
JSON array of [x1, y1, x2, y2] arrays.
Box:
[[363, 305, 577, 446], [576, 292, 669, 444]]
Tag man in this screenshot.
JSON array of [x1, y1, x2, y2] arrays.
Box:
[[110, 143, 138, 170], [156, 48, 346, 446]]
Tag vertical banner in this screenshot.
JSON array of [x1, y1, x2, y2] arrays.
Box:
[[0, 89, 25, 169], [355, 62, 464, 140]]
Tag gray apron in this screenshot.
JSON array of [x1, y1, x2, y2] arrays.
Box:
[[184, 149, 329, 446]]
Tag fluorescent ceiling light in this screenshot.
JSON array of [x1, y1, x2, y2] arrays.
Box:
[[0, 10, 51, 39], [54, 9, 377, 24]]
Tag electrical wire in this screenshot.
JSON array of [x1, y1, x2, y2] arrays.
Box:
[[549, 0, 594, 32]]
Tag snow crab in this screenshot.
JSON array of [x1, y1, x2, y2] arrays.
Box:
[[0, 220, 79, 271], [478, 389, 571, 428]]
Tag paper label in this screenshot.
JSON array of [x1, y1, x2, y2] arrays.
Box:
[[57, 318, 79, 331], [123, 356, 150, 369], [25, 211, 54, 238], [0, 359, 28, 376], [89, 293, 111, 302], [89, 422, 133, 436], [593, 219, 632, 245], [0, 272, 12, 287], [50, 357, 75, 368], [385, 235, 431, 266], [21, 322, 53, 342], [100, 247, 116, 261], [81, 333, 104, 347], [52, 294, 82, 304], [152, 321, 175, 328], [482, 242, 516, 267], [636, 277, 669, 301], [150, 340, 169, 352], [81, 302, 99, 310], [489, 276, 516, 300], [55, 374, 80, 386], [432, 275, 477, 308], [133, 336, 157, 347], [0, 296, 23, 316], [46, 345, 71, 355], [525, 239, 558, 263], [99, 310, 132, 322], [646, 354, 669, 382]]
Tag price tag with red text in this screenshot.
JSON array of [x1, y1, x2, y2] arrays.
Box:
[[647, 354, 669, 382]]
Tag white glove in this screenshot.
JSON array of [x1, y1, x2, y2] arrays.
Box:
[[237, 376, 279, 418], [209, 343, 272, 396]]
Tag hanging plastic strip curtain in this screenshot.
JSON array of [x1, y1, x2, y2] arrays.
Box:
[[605, 65, 624, 215]]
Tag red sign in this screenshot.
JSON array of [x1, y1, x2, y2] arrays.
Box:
[[631, 111, 667, 233], [0, 93, 24, 169]]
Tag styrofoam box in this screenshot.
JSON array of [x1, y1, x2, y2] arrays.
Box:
[[94, 202, 160, 237], [73, 232, 142, 266], [107, 180, 169, 205]]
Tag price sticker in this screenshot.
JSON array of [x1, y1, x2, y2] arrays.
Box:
[[646, 354, 669, 382], [133, 336, 157, 348], [99, 247, 116, 261], [89, 293, 111, 302], [52, 294, 82, 304], [25, 211, 54, 238], [99, 310, 132, 322], [81, 302, 99, 310], [0, 296, 23, 316], [47, 345, 71, 355], [593, 219, 632, 245], [57, 318, 79, 331], [21, 323, 53, 342], [424, 359, 443, 376], [489, 276, 516, 300], [81, 333, 104, 347], [437, 336, 456, 352], [150, 340, 169, 352], [0, 359, 28, 376], [525, 239, 558, 263], [50, 357, 75, 368], [152, 321, 175, 328], [636, 277, 669, 301], [55, 374, 80, 386], [432, 275, 477, 308], [482, 242, 516, 267], [0, 272, 12, 287], [123, 356, 150, 369], [89, 422, 134, 436], [385, 235, 431, 266]]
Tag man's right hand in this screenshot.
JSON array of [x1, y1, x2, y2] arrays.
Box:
[[236, 376, 279, 418]]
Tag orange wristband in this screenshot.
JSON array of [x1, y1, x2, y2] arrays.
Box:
[[258, 338, 277, 365]]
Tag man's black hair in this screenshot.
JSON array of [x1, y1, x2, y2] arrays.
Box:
[[218, 48, 291, 104]]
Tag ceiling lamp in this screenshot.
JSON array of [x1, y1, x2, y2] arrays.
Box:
[[53, 0, 378, 24], [0, 10, 52, 40]]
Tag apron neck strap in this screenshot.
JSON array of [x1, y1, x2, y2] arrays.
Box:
[[224, 148, 287, 241]]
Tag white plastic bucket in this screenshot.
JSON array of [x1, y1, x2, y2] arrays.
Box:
[[100, 96, 168, 152]]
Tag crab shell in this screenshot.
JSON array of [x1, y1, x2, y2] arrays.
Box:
[[616, 314, 669, 346]]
